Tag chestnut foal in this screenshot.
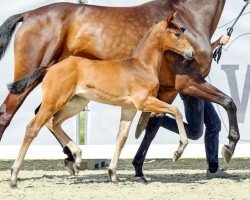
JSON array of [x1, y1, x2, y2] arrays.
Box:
[[8, 13, 194, 187]]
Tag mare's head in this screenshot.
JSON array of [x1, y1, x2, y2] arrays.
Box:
[[159, 12, 194, 60]]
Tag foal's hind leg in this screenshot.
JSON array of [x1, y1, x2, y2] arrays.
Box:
[[47, 96, 89, 174], [35, 104, 76, 175], [10, 104, 56, 188], [108, 108, 137, 183]]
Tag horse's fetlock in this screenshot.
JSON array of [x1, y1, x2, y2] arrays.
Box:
[[182, 139, 189, 146], [228, 133, 240, 143]]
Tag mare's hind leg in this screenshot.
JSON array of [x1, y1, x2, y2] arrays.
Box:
[[108, 108, 137, 183], [0, 17, 66, 140], [47, 96, 89, 174], [10, 104, 57, 188], [0, 87, 38, 140]]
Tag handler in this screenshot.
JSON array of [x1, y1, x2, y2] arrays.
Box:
[[133, 35, 231, 179]]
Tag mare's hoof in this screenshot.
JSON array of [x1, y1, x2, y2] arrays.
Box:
[[133, 176, 148, 184], [172, 151, 182, 163], [64, 160, 76, 176], [9, 181, 17, 189], [108, 169, 118, 183], [221, 145, 233, 163]]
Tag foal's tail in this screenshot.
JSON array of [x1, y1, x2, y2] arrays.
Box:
[[0, 13, 26, 59], [8, 67, 48, 94]]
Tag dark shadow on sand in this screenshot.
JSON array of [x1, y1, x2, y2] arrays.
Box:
[[1, 171, 249, 187]]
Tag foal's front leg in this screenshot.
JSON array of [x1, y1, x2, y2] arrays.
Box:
[[108, 107, 137, 183], [139, 96, 188, 162]]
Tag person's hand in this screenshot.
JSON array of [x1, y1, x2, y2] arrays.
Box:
[[219, 35, 230, 45]]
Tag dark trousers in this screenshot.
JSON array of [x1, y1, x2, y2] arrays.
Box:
[[144, 93, 221, 164]]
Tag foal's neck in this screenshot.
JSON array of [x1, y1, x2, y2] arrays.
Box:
[[131, 25, 165, 75]]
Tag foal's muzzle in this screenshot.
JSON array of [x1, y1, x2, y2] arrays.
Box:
[[183, 49, 195, 60]]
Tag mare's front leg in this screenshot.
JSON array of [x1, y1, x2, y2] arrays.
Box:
[[108, 108, 137, 183], [178, 77, 239, 163]]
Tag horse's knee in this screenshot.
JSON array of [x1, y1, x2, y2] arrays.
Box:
[[224, 97, 237, 113]]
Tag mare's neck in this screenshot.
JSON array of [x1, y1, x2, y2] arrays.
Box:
[[131, 26, 164, 75], [173, 0, 226, 38]]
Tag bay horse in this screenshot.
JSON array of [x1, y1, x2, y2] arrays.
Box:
[[0, 0, 239, 175], [7, 13, 194, 187]]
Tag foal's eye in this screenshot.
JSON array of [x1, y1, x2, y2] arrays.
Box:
[[175, 33, 181, 38]]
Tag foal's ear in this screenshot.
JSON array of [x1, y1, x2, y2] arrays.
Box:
[[166, 11, 178, 23]]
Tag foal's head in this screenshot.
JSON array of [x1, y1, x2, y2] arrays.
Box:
[[159, 12, 194, 60]]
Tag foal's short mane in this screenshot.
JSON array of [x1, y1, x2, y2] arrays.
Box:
[[131, 20, 181, 58], [131, 23, 158, 57]]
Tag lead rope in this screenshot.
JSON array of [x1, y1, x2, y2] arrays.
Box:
[[213, 0, 250, 63]]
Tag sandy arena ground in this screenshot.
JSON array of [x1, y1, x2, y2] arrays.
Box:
[[0, 159, 249, 200]]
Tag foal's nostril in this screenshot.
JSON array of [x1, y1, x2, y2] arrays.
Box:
[[184, 50, 194, 60], [183, 48, 195, 60], [191, 52, 195, 58]]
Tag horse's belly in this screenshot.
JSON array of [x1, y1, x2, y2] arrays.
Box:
[[75, 86, 135, 108]]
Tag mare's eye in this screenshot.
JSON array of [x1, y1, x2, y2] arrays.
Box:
[[175, 33, 181, 38]]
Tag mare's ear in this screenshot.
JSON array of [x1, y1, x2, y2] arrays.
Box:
[[166, 11, 178, 24]]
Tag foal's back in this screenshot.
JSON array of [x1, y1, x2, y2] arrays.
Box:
[[45, 55, 151, 107]]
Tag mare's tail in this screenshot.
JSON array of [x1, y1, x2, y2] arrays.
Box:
[[0, 13, 26, 59]]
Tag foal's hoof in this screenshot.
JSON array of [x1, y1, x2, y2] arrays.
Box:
[[221, 145, 233, 163], [74, 157, 82, 174], [108, 169, 118, 183], [133, 176, 148, 184], [9, 181, 17, 189], [172, 151, 182, 163], [73, 163, 80, 175], [64, 160, 76, 176]]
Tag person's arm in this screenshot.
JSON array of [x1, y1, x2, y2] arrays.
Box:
[[211, 35, 230, 51]]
